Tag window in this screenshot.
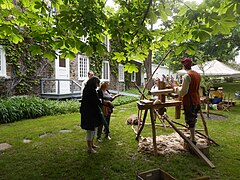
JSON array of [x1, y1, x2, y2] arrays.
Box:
[[102, 61, 110, 81], [131, 72, 136, 82], [118, 64, 124, 82], [0, 45, 6, 77], [59, 57, 66, 67], [78, 55, 89, 80]]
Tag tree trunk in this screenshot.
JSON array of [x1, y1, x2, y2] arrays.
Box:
[[144, 49, 153, 90]]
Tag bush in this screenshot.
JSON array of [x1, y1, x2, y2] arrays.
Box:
[[224, 77, 234, 82], [113, 96, 138, 106], [0, 96, 80, 124], [0, 95, 138, 124]]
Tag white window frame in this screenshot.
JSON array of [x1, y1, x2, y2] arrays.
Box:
[[131, 72, 136, 82], [78, 54, 89, 80], [0, 45, 6, 77], [104, 36, 110, 52], [118, 64, 124, 82], [101, 61, 110, 81]]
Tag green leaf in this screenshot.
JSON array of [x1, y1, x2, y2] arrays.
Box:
[[95, 44, 105, 56], [0, 0, 14, 9], [175, 46, 184, 55], [124, 63, 138, 73], [129, 52, 146, 61], [176, 36, 184, 45], [225, 4, 235, 17], [186, 46, 196, 55], [219, 24, 231, 35], [34, 1, 42, 9], [222, 21, 237, 28], [160, 11, 168, 22], [164, 4, 173, 16], [82, 45, 93, 56], [237, 3, 240, 15], [9, 34, 23, 44], [177, 6, 188, 17], [65, 51, 76, 60], [30, 45, 42, 56], [43, 51, 56, 61], [198, 31, 210, 42], [112, 52, 126, 62], [161, 41, 170, 49], [96, 34, 106, 42]]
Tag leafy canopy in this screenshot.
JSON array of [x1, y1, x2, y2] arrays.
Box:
[[0, 0, 239, 71]]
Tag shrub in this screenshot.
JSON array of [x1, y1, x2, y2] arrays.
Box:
[[113, 96, 138, 106], [0, 95, 138, 124], [0, 96, 80, 124], [224, 77, 234, 82]]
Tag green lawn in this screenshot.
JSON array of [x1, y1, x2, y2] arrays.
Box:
[[0, 82, 240, 179]]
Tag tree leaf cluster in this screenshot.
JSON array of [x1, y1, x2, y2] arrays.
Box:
[[0, 0, 239, 73]]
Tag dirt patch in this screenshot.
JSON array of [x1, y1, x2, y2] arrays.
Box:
[[138, 132, 208, 155], [198, 112, 227, 120]]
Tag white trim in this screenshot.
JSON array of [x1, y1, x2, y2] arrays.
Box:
[[78, 54, 89, 80], [118, 64, 124, 82], [55, 55, 70, 79], [0, 45, 6, 77], [54, 55, 70, 94], [104, 36, 110, 52], [101, 61, 110, 81], [131, 72, 136, 82]]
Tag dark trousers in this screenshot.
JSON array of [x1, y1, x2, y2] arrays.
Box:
[[183, 104, 200, 128], [97, 114, 111, 139]]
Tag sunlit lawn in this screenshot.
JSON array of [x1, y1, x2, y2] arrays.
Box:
[[0, 97, 240, 179]]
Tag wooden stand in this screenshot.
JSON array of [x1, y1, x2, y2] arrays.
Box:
[[135, 100, 215, 168], [136, 99, 181, 156], [134, 81, 215, 168]]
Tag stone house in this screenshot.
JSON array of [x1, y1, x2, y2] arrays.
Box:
[[0, 38, 143, 99]]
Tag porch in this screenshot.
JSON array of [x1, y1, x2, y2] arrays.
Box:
[[40, 78, 82, 100]]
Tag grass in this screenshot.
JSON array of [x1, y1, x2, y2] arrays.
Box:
[[0, 82, 240, 179]]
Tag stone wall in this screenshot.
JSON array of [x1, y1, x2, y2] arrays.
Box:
[[0, 77, 12, 97], [69, 57, 80, 83], [0, 59, 53, 97]]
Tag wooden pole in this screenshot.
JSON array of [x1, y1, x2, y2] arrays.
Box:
[[150, 108, 158, 156], [142, 49, 172, 94], [162, 114, 215, 169], [154, 109, 166, 128], [137, 109, 142, 131], [170, 119, 219, 146], [136, 109, 148, 141], [134, 82, 148, 100], [199, 108, 210, 144]]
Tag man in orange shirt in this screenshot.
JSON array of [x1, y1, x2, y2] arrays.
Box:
[[179, 58, 201, 144]]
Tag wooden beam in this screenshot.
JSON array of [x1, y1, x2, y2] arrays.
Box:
[[162, 114, 215, 169], [171, 120, 219, 146], [149, 89, 173, 96], [150, 108, 158, 156], [136, 109, 148, 141]]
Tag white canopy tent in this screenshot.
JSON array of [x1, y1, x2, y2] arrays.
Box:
[[177, 60, 240, 76]]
